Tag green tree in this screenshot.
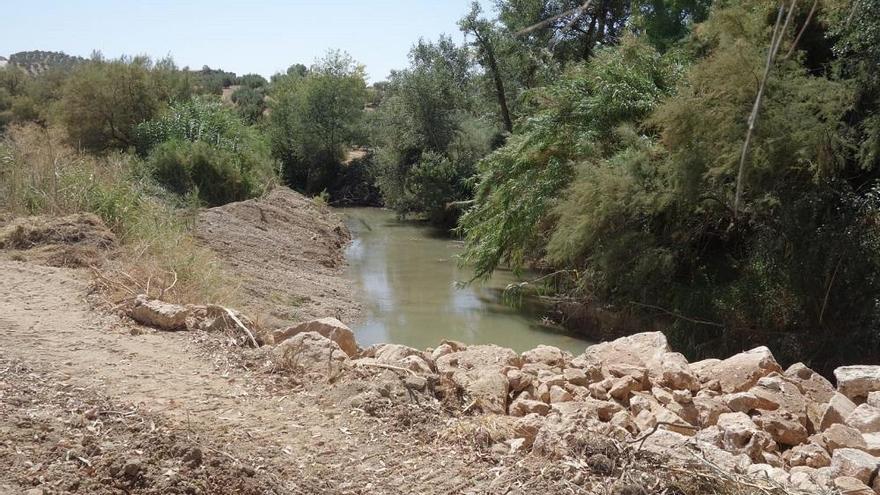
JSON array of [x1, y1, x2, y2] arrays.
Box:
[[59, 57, 161, 151], [268, 50, 367, 193]]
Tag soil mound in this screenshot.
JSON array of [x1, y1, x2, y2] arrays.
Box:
[[196, 187, 360, 327], [0, 213, 115, 267]]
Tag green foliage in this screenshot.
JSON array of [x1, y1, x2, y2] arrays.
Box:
[[268, 50, 367, 194], [147, 139, 270, 206], [230, 86, 266, 124], [460, 36, 682, 277], [136, 96, 275, 205], [371, 37, 493, 224]]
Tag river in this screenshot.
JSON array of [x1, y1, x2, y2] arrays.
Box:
[[339, 207, 592, 354]]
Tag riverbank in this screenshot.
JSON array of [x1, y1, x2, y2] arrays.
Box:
[[2, 188, 878, 494]]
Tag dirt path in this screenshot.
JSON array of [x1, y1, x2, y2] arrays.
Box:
[[0, 260, 501, 494]]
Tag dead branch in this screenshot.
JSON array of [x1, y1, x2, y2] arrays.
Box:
[[352, 361, 418, 377], [220, 306, 259, 348], [515, 0, 592, 36]]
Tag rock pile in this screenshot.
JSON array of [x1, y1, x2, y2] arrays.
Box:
[[128, 299, 880, 493], [336, 330, 880, 493]]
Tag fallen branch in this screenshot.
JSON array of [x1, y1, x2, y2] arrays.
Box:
[[220, 306, 259, 348], [353, 361, 418, 377]]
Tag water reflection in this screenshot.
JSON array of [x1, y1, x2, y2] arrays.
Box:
[[339, 207, 592, 354]]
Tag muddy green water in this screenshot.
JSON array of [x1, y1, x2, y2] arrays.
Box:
[[339, 207, 592, 354]]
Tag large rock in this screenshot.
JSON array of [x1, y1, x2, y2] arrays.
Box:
[[509, 397, 550, 417], [753, 410, 808, 446], [693, 395, 730, 427], [846, 404, 880, 434], [699, 347, 782, 394], [786, 443, 831, 468], [830, 448, 880, 484], [821, 393, 859, 431], [522, 345, 571, 368], [272, 331, 348, 374], [130, 295, 189, 330], [748, 375, 808, 426], [577, 332, 670, 370], [273, 317, 358, 357], [835, 366, 880, 403], [833, 476, 874, 495], [818, 423, 867, 452], [648, 352, 700, 392], [436, 345, 519, 414], [785, 363, 836, 432], [716, 412, 777, 461]]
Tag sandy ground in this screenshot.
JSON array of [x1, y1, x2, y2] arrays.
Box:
[[0, 260, 520, 494]]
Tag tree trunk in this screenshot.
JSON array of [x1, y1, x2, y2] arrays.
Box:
[[480, 35, 513, 133]]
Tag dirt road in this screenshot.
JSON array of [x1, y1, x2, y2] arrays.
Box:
[[0, 260, 514, 494]]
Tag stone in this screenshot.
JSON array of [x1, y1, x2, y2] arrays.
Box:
[[753, 410, 808, 446], [562, 367, 589, 386], [130, 295, 189, 330], [831, 448, 880, 484], [672, 389, 692, 403], [272, 317, 358, 356], [513, 413, 544, 448], [785, 362, 836, 404], [723, 392, 760, 414], [431, 340, 466, 361], [551, 398, 623, 422], [273, 332, 348, 374], [522, 345, 571, 368], [509, 398, 550, 417], [610, 410, 639, 436], [605, 363, 649, 387], [846, 404, 880, 433], [787, 443, 832, 468], [748, 375, 808, 425], [506, 369, 533, 393], [549, 385, 573, 403], [436, 345, 520, 414], [578, 332, 670, 371], [653, 405, 696, 436], [397, 355, 433, 374], [688, 358, 721, 382], [833, 476, 874, 495], [693, 395, 730, 427], [836, 366, 880, 403], [863, 432, 880, 456], [634, 409, 657, 432], [629, 393, 657, 416], [589, 381, 610, 400], [436, 345, 521, 375], [648, 352, 700, 392], [652, 386, 674, 405], [699, 347, 782, 394], [821, 393, 859, 430], [609, 375, 640, 401], [716, 412, 777, 461], [820, 423, 867, 452]]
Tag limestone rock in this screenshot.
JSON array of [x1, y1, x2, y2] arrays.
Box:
[[506, 369, 533, 393], [436, 345, 519, 414], [862, 432, 880, 456], [830, 448, 880, 484], [833, 476, 874, 495], [700, 347, 782, 394], [846, 404, 880, 433], [549, 385, 573, 404], [819, 423, 867, 452], [786, 443, 832, 468], [273, 317, 358, 357], [821, 393, 858, 431], [748, 375, 808, 426], [578, 332, 670, 370], [509, 398, 550, 417], [835, 366, 880, 403], [688, 358, 721, 382], [723, 391, 760, 414], [522, 345, 571, 368], [693, 395, 730, 427], [130, 295, 189, 330], [868, 391, 880, 408], [648, 352, 700, 392], [273, 332, 348, 374], [609, 375, 640, 401], [753, 410, 808, 446], [716, 412, 777, 461], [562, 367, 590, 386]]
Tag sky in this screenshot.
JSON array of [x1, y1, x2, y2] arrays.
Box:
[[1, 0, 495, 82]]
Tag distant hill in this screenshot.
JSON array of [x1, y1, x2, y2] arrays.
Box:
[[7, 50, 85, 75]]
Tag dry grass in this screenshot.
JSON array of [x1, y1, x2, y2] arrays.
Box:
[[0, 123, 238, 306]]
